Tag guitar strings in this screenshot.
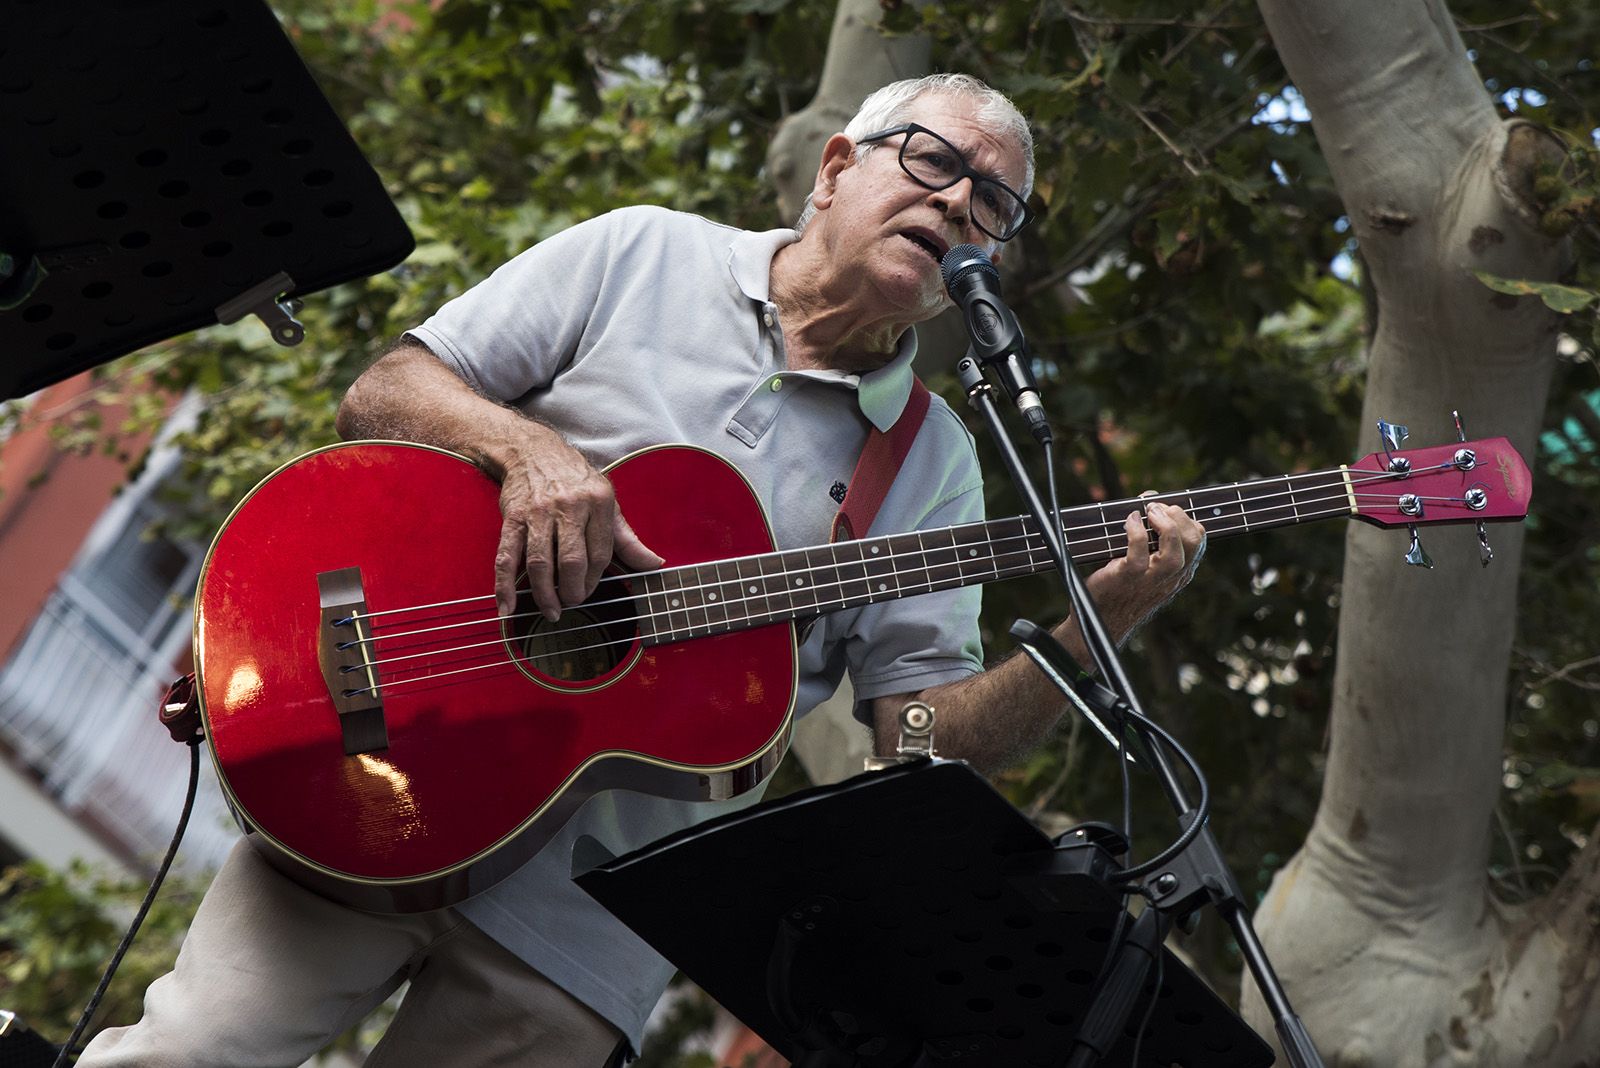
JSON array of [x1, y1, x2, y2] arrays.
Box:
[[349, 518, 1156, 695], [344, 490, 1426, 696], [344, 462, 1426, 625], [348, 498, 1374, 697], [341, 478, 1488, 681], [340, 463, 1482, 646]]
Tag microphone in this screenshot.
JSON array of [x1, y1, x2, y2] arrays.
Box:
[[940, 244, 1050, 442]]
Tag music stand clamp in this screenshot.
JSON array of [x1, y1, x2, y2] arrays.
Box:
[[214, 271, 304, 347], [862, 700, 938, 771]]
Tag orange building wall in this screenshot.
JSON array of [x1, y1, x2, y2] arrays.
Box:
[[720, 1028, 788, 1068], [0, 374, 158, 662]]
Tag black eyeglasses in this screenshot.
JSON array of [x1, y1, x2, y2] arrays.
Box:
[[856, 123, 1034, 242]]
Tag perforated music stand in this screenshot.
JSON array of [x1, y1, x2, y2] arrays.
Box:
[[0, 0, 414, 400], [578, 760, 1273, 1067]]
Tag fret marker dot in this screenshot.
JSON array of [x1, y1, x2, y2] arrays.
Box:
[[795, 578, 805, 587], [968, 549, 978, 557], [748, 585, 757, 594], [878, 583, 888, 592], [1212, 507, 1222, 516], [870, 546, 880, 554], [708, 593, 717, 601], [670, 598, 681, 607]]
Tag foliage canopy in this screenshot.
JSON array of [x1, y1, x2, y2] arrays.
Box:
[[7, 0, 1598, 1014]]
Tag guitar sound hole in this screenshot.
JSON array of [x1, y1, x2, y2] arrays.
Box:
[[508, 574, 640, 685]]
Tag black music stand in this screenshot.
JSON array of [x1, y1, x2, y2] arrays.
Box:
[[0, 0, 414, 400], [578, 760, 1273, 1067]]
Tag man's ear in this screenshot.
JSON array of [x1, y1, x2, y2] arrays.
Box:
[[810, 133, 856, 211]]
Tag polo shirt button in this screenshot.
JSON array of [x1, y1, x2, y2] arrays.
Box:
[[769, 378, 783, 392], [762, 312, 774, 328]]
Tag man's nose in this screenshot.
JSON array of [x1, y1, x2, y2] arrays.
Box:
[[926, 178, 974, 227]]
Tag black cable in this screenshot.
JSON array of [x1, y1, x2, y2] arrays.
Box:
[[1127, 933, 1166, 1066], [52, 737, 201, 1068], [1107, 703, 1211, 883], [1044, 437, 1147, 1068], [1115, 678, 1134, 864], [1040, 436, 1213, 883], [1037, 422, 1202, 1063], [1043, 440, 1138, 856]]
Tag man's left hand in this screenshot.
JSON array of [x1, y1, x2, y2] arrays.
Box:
[[1084, 500, 1206, 642]]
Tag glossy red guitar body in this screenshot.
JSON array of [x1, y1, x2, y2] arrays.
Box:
[[197, 433, 1531, 913], [196, 443, 794, 913]]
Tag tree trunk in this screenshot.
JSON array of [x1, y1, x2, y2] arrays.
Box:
[[1243, 2, 1600, 1062], [770, 0, 933, 785], [765, 0, 931, 224]]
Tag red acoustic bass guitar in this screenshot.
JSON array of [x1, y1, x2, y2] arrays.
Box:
[[194, 435, 1529, 912]]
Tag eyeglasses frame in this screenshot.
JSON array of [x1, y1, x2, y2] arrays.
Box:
[[855, 122, 1035, 243]]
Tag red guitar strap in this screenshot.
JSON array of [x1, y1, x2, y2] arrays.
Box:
[[830, 377, 932, 543]]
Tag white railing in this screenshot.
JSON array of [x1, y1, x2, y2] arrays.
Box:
[[0, 594, 239, 872]]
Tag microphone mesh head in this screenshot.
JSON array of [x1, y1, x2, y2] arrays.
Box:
[[941, 243, 998, 291]]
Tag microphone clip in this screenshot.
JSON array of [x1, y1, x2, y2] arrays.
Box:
[[941, 244, 1051, 444]]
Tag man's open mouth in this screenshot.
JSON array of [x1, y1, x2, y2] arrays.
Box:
[[901, 232, 943, 262]]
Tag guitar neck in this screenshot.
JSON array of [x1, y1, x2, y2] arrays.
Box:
[[633, 467, 1356, 645]]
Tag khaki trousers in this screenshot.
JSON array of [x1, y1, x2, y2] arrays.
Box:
[[78, 839, 625, 1068]]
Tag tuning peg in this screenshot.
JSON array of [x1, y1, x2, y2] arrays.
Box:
[[1446, 412, 1480, 470], [1476, 522, 1494, 567], [1405, 525, 1434, 569], [1378, 419, 1409, 453], [1378, 419, 1411, 475]]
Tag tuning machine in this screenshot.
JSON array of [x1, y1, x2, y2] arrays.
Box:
[[1377, 418, 1412, 476], [1476, 526, 1494, 567], [1399, 496, 1434, 568], [1451, 411, 1496, 566], [1405, 525, 1434, 569]]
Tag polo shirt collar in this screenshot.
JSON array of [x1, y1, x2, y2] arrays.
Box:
[[856, 334, 919, 432], [727, 228, 921, 433], [728, 226, 795, 303]]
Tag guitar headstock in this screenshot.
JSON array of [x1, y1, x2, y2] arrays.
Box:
[[1347, 435, 1530, 528]]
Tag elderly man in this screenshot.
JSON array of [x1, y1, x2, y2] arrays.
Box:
[[81, 73, 1202, 1067]]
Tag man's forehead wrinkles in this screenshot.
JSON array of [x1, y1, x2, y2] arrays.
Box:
[[933, 129, 1023, 190], [910, 120, 981, 157], [900, 110, 1022, 185]]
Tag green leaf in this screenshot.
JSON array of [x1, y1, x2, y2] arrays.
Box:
[[1061, 50, 1105, 94], [460, 176, 495, 201], [1471, 270, 1600, 314], [194, 352, 224, 395], [408, 241, 466, 267]]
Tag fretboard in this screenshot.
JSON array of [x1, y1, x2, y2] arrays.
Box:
[[633, 467, 1353, 646]]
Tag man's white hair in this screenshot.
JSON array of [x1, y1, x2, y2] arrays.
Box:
[[793, 73, 1034, 234]]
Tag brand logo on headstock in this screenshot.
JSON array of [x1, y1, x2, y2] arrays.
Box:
[[1496, 453, 1518, 499]]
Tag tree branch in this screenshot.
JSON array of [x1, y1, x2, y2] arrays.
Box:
[[1061, 5, 1255, 31]]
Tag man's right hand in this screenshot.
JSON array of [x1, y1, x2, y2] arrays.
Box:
[[492, 431, 664, 622], [334, 343, 664, 624]]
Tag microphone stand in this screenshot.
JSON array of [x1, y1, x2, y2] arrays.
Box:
[[953, 350, 1325, 1068]]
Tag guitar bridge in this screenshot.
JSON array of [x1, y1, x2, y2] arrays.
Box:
[[317, 566, 388, 755]]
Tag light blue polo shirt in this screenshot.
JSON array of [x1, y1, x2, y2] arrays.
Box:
[[409, 205, 985, 1048]]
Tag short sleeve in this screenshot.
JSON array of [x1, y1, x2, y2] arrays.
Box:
[[406, 210, 625, 402]]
